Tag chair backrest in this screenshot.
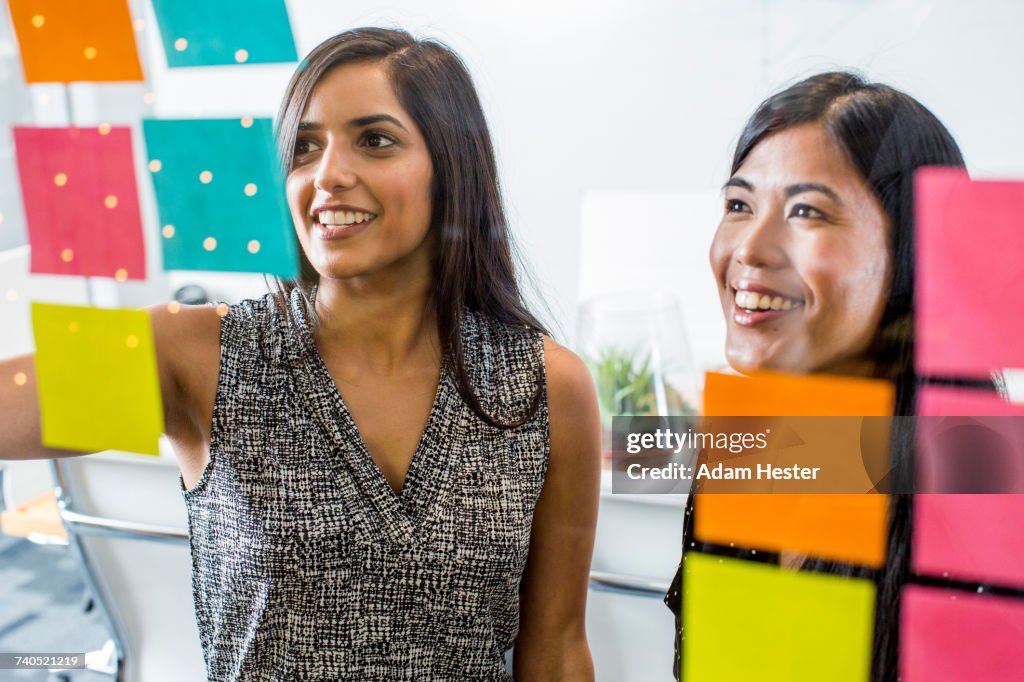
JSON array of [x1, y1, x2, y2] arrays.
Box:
[[52, 442, 206, 682]]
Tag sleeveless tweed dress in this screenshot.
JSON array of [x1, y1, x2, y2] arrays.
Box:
[[180, 289, 550, 681]]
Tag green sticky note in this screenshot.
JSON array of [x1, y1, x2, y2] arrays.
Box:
[[150, 0, 297, 67], [142, 118, 299, 278], [31, 303, 164, 456], [683, 552, 875, 681]]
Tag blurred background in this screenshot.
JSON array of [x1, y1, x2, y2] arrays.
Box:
[[1, 1, 1023, 680]]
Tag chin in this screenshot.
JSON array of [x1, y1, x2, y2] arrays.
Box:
[[725, 348, 809, 375]]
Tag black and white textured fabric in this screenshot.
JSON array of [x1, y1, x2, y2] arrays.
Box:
[[181, 289, 550, 681]]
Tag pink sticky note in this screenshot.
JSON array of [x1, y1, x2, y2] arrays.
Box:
[[902, 585, 1024, 681], [919, 385, 1024, 418], [13, 126, 146, 280], [916, 168, 1024, 375], [914, 385, 1024, 588]]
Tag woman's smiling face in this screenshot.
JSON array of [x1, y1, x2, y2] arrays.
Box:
[[709, 123, 893, 375], [286, 60, 434, 284]]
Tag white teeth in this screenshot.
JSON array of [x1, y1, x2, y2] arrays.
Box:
[[734, 289, 801, 312], [318, 210, 376, 226]]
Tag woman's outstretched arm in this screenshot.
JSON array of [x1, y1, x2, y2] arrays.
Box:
[[514, 336, 601, 681], [0, 303, 218, 469], [0, 352, 81, 460]]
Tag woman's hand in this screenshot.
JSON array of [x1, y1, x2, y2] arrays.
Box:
[[513, 336, 601, 681]]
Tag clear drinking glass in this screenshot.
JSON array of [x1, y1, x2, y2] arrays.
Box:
[[576, 292, 700, 468]]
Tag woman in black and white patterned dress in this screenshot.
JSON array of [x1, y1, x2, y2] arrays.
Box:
[[1, 27, 601, 682]]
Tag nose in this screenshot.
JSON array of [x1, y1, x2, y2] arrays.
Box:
[[313, 140, 358, 193], [732, 207, 787, 269]]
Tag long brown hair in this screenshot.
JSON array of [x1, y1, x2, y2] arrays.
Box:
[[272, 27, 546, 428]]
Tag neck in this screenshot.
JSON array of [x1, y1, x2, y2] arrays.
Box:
[[312, 265, 439, 374], [816, 355, 879, 379]]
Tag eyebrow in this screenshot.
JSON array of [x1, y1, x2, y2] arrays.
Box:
[[297, 113, 407, 132], [723, 177, 845, 207]]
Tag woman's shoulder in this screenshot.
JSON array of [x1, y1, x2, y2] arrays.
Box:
[[148, 291, 282, 358], [541, 336, 598, 418]]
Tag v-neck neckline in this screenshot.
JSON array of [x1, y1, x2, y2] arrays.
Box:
[[313, 349, 448, 501], [284, 294, 467, 543]]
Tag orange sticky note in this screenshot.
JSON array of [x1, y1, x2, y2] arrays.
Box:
[[9, 0, 144, 83], [695, 371, 894, 567]]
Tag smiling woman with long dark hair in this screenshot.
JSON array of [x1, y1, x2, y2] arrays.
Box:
[[664, 71, 1002, 681], [0, 27, 600, 681]]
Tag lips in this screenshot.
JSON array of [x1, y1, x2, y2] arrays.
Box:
[[308, 203, 378, 241], [729, 279, 804, 326], [314, 217, 373, 241]]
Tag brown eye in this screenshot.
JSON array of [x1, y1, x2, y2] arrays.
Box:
[[294, 138, 320, 156], [363, 132, 396, 149], [791, 203, 826, 220], [725, 198, 750, 213]]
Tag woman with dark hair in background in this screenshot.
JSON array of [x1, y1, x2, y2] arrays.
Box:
[[0, 28, 600, 681], [664, 71, 1000, 680]]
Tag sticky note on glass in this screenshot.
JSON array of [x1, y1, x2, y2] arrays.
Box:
[[916, 385, 1024, 494], [683, 552, 875, 681], [142, 118, 299, 278], [695, 371, 893, 567], [913, 385, 1024, 588], [902, 585, 1024, 681], [13, 126, 147, 280], [31, 303, 163, 455], [8, 0, 144, 83], [150, 0, 296, 67], [916, 168, 1024, 375]]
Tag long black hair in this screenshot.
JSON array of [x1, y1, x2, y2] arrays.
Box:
[[271, 28, 546, 428], [734, 72, 1007, 680], [668, 71, 989, 681]]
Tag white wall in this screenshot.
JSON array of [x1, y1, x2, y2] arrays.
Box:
[[3, 0, 1024, 372]]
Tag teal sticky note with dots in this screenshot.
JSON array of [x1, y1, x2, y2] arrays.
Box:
[[150, 0, 297, 67], [142, 118, 299, 278]]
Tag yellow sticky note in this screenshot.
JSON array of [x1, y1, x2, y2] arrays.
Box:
[[683, 552, 875, 681], [31, 303, 163, 455]]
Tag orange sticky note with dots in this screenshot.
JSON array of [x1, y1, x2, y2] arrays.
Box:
[[8, 0, 144, 83], [695, 371, 894, 568], [31, 303, 163, 455], [13, 126, 146, 280]]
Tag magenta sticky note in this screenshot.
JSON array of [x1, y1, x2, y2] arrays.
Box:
[[913, 385, 1024, 588], [916, 168, 1024, 375], [902, 585, 1024, 681], [13, 126, 147, 280]]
